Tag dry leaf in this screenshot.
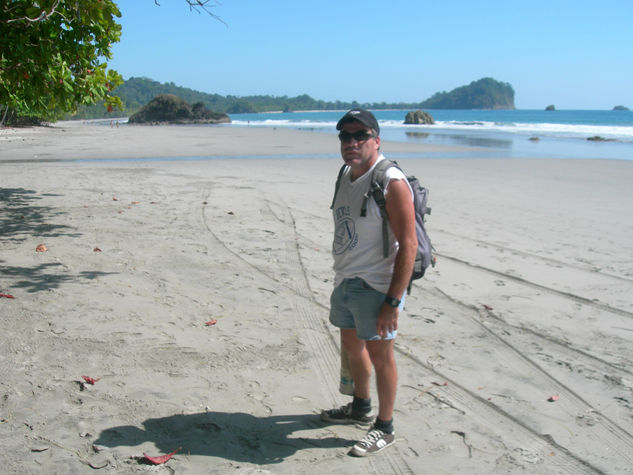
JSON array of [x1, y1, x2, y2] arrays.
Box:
[[36, 244, 47, 252], [81, 376, 100, 385]]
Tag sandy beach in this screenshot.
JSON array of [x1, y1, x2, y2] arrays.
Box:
[[1, 122, 632, 474]]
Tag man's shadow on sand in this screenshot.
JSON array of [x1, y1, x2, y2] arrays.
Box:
[[94, 411, 355, 465]]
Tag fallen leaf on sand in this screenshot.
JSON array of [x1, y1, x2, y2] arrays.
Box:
[[482, 304, 493, 310], [548, 395, 560, 402], [205, 320, 218, 326], [227, 211, 234, 215], [30, 445, 50, 453], [131, 201, 140, 205], [0, 294, 15, 299], [143, 448, 179, 465], [112, 197, 118, 201], [432, 381, 448, 387], [36, 244, 47, 252], [81, 376, 100, 385], [93, 247, 102, 252], [88, 459, 109, 469]]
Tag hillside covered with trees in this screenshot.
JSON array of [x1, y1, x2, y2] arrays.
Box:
[[69, 77, 516, 120], [420, 78, 515, 109]]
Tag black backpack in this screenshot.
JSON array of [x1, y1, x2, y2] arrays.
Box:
[[331, 159, 435, 289]]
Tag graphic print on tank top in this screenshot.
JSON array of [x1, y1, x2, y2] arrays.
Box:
[[333, 205, 358, 255]]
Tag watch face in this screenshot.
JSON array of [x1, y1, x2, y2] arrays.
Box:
[[386, 296, 400, 307]]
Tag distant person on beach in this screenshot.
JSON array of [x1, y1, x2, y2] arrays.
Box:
[[321, 109, 417, 456]]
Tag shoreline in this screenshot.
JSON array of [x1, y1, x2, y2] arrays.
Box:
[[2, 121, 631, 164], [1, 123, 632, 473], [0, 122, 473, 163]]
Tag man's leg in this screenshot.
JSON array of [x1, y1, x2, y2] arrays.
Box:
[[320, 328, 375, 424], [341, 328, 371, 399], [348, 338, 397, 457], [366, 339, 397, 422]]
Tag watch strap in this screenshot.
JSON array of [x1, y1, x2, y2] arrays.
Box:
[[385, 295, 401, 308]]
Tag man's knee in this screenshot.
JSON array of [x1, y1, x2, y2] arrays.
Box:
[[366, 340, 395, 368]]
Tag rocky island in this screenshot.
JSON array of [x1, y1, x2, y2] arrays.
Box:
[[404, 110, 435, 124], [418, 77, 515, 110], [128, 94, 230, 125]]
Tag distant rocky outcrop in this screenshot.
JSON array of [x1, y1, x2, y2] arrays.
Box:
[[404, 110, 435, 125], [418, 78, 515, 110], [587, 136, 615, 142], [128, 94, 230, 124], [613, 105, 629, 111], [545, 105, 556, 111]]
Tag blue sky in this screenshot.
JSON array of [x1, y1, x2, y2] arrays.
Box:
[[109, 0, 633, 109]]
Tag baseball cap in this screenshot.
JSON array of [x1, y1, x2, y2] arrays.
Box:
[[336, 109, 380, 135]]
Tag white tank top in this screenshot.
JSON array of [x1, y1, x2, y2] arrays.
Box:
[[331, 155, 411, 294]]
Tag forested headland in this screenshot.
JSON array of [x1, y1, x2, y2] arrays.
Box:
[[70, 77, 516, 120]]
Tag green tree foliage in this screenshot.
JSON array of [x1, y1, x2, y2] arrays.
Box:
[[1, 1, 226, 125], [0, 0, 125, 125]]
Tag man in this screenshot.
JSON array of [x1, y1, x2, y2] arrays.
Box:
[[322, 109, 417, 456]]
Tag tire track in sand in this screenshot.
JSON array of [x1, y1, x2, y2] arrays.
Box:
[[396, 284, 633, 473], [286, 208, 633, 472]]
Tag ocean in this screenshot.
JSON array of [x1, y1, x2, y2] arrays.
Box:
[[227, 109, 633, 161]]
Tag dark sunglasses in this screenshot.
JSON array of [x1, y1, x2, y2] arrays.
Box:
[[338, 130, 376, 143]]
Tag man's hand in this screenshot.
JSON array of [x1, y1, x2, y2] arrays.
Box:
[[376, 303, 399, 339]]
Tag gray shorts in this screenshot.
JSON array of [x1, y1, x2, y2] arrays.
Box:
[[329, 277, 405, 341]]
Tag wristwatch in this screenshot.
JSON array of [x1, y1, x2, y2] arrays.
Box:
[[384, 295, 401, 308]]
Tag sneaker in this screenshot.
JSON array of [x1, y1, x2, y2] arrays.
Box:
[[320, 402, 374, 425], [349, 426, 395, 457]]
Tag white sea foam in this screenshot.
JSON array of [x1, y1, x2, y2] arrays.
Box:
[[233, 118, 632, 141], [380, 120, 633, 141]]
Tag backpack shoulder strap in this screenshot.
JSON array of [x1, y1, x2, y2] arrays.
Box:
[[360, 159, 400, 257], [360, 159, 399, 216], [330, 164, 348, 210]]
